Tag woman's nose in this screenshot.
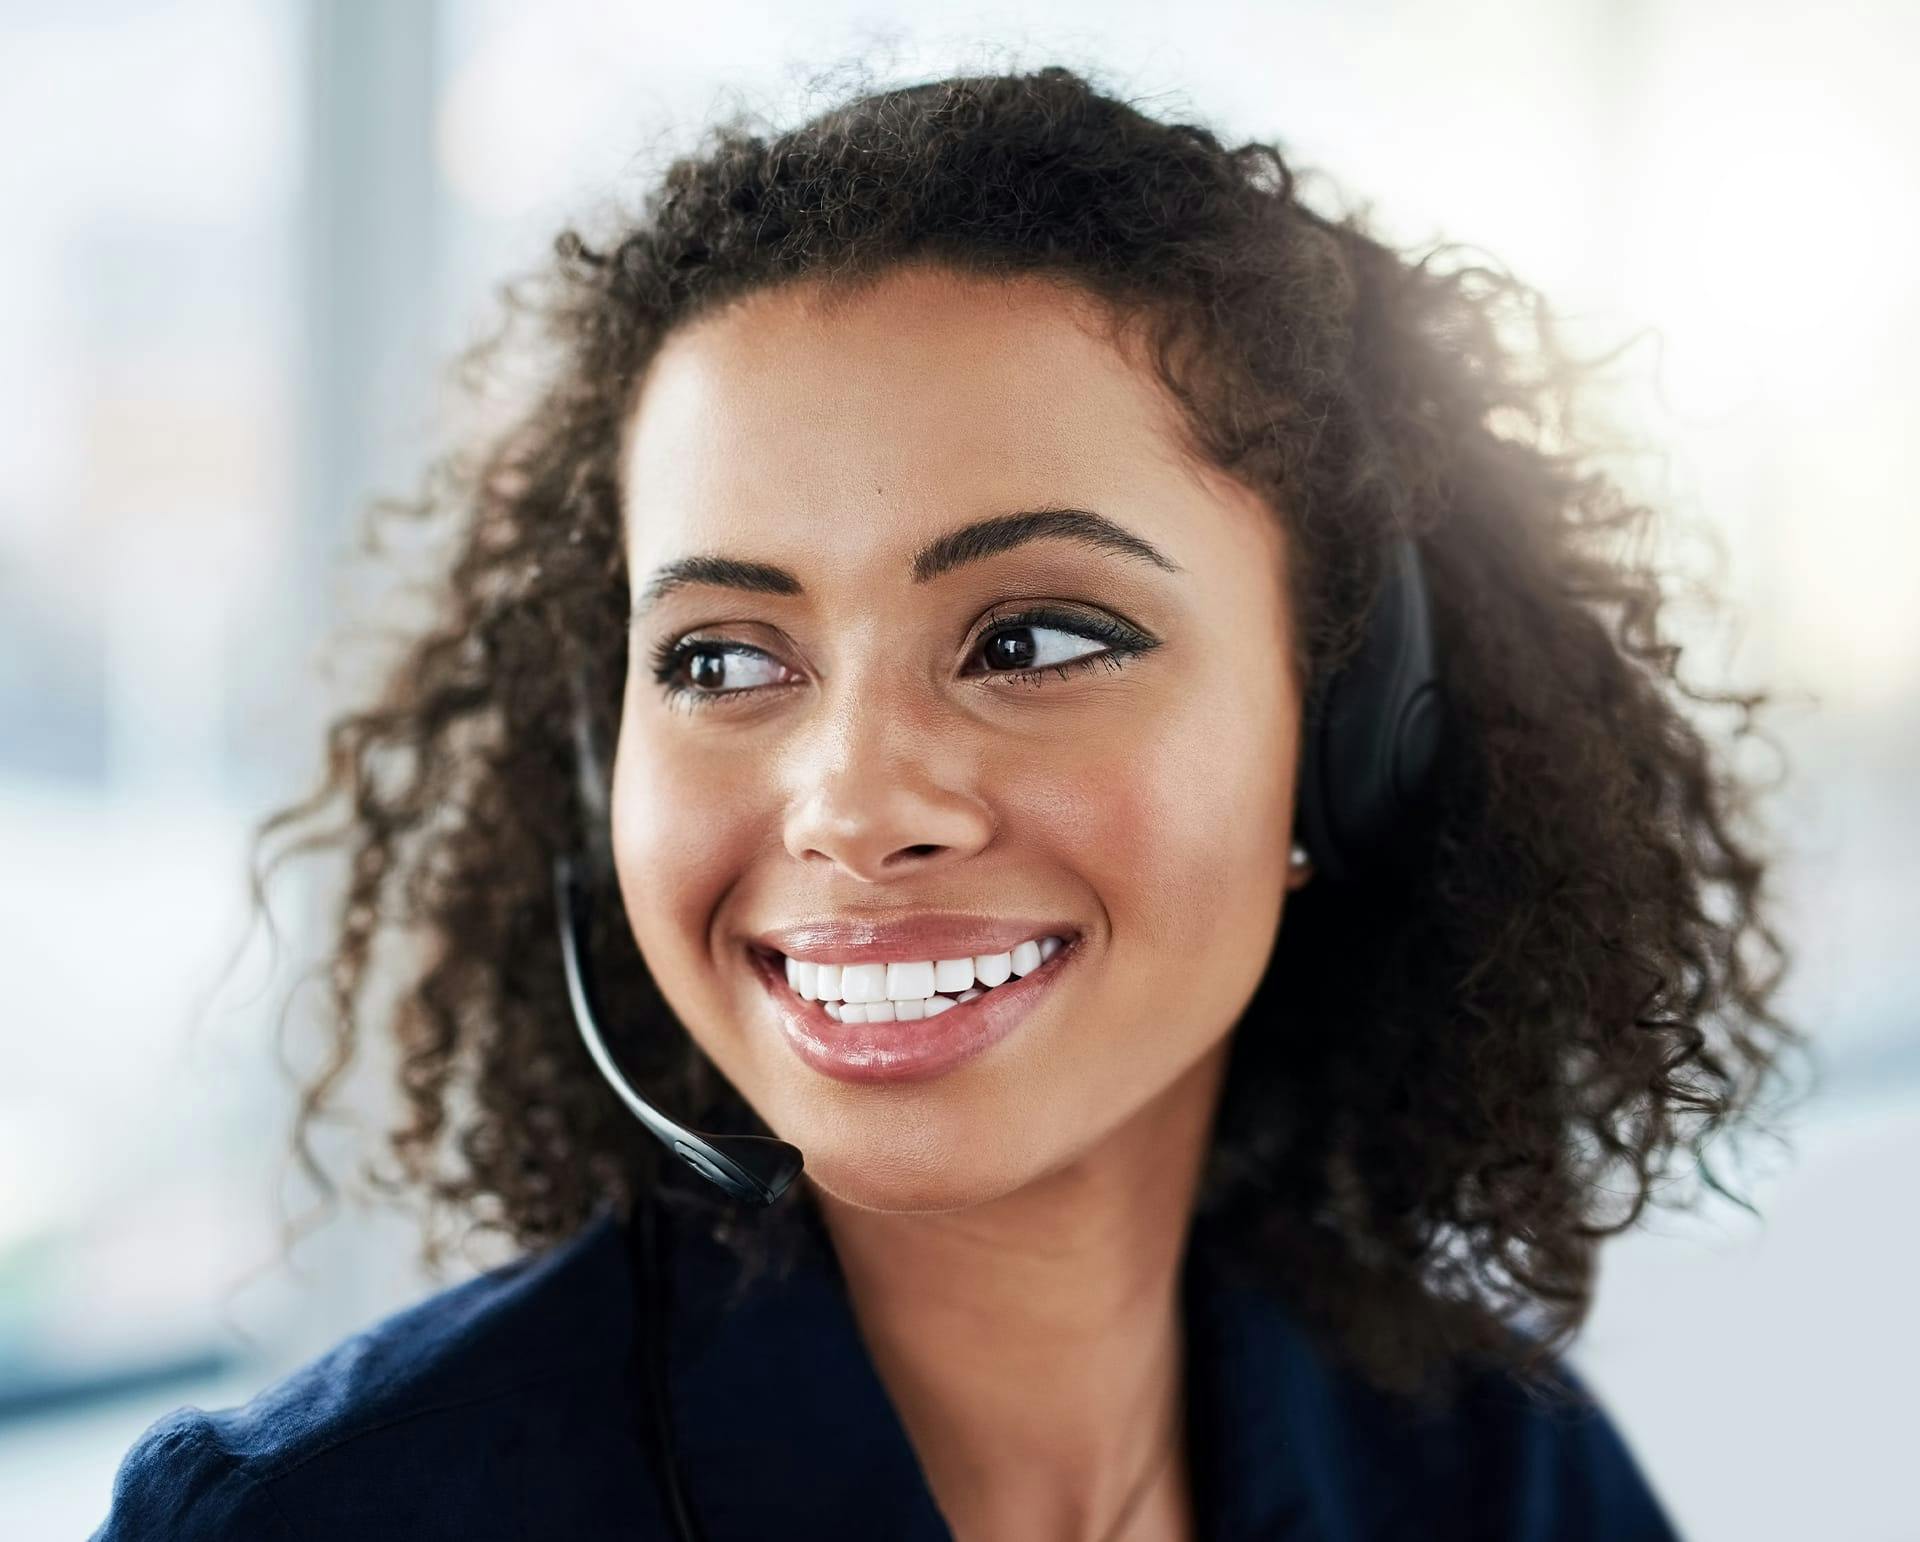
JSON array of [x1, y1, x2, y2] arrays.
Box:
[[776, 671, 998, 882]]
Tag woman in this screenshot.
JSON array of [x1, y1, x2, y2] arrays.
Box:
[[96, 64, 1797, 1541]]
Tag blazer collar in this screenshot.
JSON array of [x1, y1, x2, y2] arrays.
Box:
[[638, 1200, 1320, 1541]]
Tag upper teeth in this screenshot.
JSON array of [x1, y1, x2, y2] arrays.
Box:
[[784, 936, 1066, 1004]]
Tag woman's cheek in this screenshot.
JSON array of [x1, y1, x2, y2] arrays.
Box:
[[1076, 678, 1294, 966], [610, 730, 757, 1005], [1097, 727, 1292, 1113]]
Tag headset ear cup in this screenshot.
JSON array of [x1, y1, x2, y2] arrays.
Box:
[[1392, 680, 1447, 808], [1292, 669, 1343, 885], [1292, 536, 1446, 886]]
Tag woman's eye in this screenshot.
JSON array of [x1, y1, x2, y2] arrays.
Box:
[[972, 620, 1113, 677], [961, 607, 1160, 685], [650, 640, 791, 699], [648, 609, 1155, 711]]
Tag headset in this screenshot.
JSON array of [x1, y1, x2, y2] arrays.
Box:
[[549, 531, 1447, 1539], [1290, 534, 1448, 886]]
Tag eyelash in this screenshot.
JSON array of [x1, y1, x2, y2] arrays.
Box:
[[647, 607, 1154, 712]]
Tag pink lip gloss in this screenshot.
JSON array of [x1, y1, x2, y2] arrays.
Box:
[[747, 939, 1080, 1084]]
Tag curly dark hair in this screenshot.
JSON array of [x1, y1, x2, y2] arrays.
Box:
[[243, 61, 1803, 1401]]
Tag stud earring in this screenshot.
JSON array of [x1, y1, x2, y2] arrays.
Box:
[[1289, 840, 1311, 871]]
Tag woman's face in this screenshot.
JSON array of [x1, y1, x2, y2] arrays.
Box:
[[611, 263, 1310, 1213]]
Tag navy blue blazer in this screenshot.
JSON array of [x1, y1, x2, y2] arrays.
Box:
[[91, 1200, 1679, 1539]]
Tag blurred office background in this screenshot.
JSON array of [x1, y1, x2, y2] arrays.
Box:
[[2, 1, 1915, 1536]]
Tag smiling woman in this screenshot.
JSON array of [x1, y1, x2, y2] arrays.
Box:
[[95, 60, 1799, 1542]]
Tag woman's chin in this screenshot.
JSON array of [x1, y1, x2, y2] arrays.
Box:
[[798, 1146, 1035, 1216]]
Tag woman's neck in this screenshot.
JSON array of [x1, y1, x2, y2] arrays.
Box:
[[810, 1041, 1230, 1542]]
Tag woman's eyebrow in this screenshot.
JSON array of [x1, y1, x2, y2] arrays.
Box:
[[629, 507, 1184, 624]]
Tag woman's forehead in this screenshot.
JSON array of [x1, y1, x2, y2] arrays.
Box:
[[618, 268, 1211, 576]]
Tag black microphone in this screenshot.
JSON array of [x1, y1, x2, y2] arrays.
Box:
[[557, 672, 804, 1208]]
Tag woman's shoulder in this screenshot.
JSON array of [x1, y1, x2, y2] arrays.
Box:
[[1184, 1235, 1677, 1540], [88, 1402, 297, 1541], [1360, 1354, 1666, 1524], [1287, 1332, 1678, 1540], [90, 1209, 671, 1541]]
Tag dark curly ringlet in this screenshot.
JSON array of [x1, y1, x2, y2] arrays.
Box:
[[245, 61, 1804, 1404]]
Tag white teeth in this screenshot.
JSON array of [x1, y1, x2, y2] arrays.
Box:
[[840, 962, 888, 1004], [886, 960, 937, 1001], [973, 951, 1012, 988], [933, 957, 975, 993], [779, 935, 1070, 1012]]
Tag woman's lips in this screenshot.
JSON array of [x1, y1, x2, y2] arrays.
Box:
[[747, 938, 1080, 1084]]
